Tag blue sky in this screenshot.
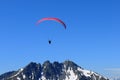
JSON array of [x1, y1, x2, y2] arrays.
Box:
[[0, 0, 120, 78]]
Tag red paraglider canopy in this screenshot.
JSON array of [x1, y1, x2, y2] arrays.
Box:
[[36, 17, 66, 29]]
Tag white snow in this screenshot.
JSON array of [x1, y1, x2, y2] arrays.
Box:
[[65, 67, 78, 80], [32, 72, 34, 80], [77, 67, 93, 77], [41, 75, 47, 80], [77, 67, 107, 80], [23, 74, 26, 79], [7, 68, 24, 79], [17, 77, 21, 80], [41, 72, 43, 75]]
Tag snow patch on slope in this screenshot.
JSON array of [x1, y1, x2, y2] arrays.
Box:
[[65, 67, 78, 80], [17, 77, 21, 80], [41, 75, 47, 80], [7, 68, 23, 79], [77, 67, 93, 77]]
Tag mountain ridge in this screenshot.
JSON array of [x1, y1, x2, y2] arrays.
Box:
[[0, 60, 109, 80]]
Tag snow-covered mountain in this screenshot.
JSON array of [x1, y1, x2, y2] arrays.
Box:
[[0, 60, 109, 80]]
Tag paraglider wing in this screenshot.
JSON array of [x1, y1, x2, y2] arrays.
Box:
[[36, 17, 66, 29]]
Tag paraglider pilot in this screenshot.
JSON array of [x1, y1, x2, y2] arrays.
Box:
[[48, 40, 51, 44]]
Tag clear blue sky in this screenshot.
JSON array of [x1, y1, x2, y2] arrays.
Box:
[[0, 0, 120, 78]]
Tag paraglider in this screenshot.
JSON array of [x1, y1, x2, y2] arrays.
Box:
[[36, 17, 66, 29], [36, 17, 66, 44]]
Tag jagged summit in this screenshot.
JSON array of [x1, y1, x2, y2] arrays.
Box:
[[0, 60, 109, 80]]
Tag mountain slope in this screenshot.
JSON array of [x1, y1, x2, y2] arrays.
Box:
[[0, 60, 109, 80]]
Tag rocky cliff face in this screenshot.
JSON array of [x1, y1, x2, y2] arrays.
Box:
[[0, 60, 109, 80]]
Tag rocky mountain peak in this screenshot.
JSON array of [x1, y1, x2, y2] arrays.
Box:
[[0, 60, 109, 80]]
